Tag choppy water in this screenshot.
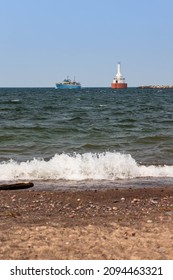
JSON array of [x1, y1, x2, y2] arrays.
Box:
[[0, 87, 173, 189]]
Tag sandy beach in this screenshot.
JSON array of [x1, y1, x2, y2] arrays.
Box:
[[0, 186, 173, 260]]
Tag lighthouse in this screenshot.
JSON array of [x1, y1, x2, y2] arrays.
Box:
[[111, 62, 127, 89]]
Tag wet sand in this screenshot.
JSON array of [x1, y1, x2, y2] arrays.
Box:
[[0, 186, 173, 259]]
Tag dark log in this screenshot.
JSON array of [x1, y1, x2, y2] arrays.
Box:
[[0, 182, 34, 190]]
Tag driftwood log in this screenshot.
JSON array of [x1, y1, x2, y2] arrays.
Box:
[[0, 182, 34, 190]]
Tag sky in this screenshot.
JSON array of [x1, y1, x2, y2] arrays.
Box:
[[0, 0, 173, 87]]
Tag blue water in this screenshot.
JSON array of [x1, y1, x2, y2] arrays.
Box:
[[0, 87, 173, 189]]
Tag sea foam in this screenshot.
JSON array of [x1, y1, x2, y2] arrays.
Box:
[[0, 152, 173, 181]]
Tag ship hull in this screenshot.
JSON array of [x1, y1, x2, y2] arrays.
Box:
[[111, 83, 127, 89], [55, 84, 81, 89]]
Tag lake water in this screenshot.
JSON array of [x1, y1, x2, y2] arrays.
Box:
[[0, 87, 173, 190]]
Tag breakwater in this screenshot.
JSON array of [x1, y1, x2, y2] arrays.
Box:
[[138, 85, 173, 89]]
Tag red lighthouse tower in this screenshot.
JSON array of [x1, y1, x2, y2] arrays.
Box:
[[111, 62, 127, 89]]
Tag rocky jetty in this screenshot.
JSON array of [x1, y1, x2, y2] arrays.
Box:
[[138, 85, 173, 89]]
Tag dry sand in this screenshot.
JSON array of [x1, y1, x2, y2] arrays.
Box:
[[0, 186, 173, 260]]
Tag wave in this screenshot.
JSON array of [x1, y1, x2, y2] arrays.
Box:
[[0, 152, 173, 181]]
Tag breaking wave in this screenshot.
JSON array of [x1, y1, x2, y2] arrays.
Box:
[[0, 152, 173, 181]]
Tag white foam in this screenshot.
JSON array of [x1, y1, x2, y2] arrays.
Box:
[[0, 152, 173, 181]]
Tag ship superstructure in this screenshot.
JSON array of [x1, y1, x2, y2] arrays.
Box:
[[111, 62, 127, 89], [55, 77, 81, 89]]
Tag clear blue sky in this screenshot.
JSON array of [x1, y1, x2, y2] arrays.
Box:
[[0, 0, 173, 87]]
